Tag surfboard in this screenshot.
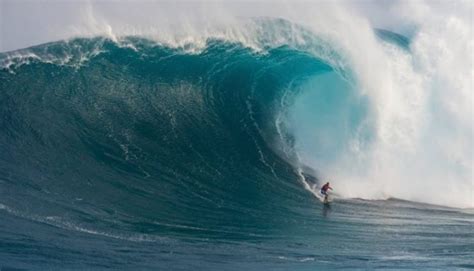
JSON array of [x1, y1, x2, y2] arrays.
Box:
[[306, 183, 333, 204], [323, 196, 333, 204], [315, 190, 332, 204]]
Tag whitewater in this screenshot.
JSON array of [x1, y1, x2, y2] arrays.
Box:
[[0, 1, 472, 270]]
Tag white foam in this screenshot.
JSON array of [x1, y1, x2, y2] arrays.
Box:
[[287, 1, 473, 208]]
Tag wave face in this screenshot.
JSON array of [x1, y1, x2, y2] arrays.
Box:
[[0, 36, 326, 235], [0, 17, 473, 270]]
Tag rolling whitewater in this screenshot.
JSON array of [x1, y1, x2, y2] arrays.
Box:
[[0, 13, 473, 270]]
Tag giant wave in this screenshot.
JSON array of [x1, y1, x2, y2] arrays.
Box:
[[0, 13, 473, 269], [0, 18, 471, 233]]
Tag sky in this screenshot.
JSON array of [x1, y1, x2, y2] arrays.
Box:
[[0, 0, 433, 52]]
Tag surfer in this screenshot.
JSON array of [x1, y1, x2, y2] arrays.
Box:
[[320, 182, 332, 201]]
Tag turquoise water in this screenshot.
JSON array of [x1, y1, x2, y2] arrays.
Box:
[[0, 27, 472, 269]]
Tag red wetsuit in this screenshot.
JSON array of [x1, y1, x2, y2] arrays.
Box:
[[321, 183, 331, 192]]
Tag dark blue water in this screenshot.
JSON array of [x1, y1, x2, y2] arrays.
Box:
[[0, 31, 472, 270]]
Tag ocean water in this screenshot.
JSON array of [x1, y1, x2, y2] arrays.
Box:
[[0, 17, 472, 270]]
